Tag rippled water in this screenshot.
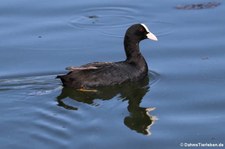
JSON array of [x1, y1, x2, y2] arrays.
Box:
[[1, 0, 225, 149]]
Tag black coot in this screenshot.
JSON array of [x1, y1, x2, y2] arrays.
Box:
[[57, 23, 158, 89]]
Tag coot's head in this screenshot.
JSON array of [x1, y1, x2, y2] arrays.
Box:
[[125, 24, 158, 42]]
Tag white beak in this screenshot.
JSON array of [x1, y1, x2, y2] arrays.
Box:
[[146, 32, 158, 41]]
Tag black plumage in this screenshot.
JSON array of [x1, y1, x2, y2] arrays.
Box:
[[57, 24, 158, 89]]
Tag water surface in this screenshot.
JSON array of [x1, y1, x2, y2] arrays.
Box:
[[1, 0, 225, 149]]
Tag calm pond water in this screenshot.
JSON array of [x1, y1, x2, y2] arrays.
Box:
[[0, 0, 225, 149]]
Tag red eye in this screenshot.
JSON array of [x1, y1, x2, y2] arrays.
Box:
[[139, 27, 144, 32]]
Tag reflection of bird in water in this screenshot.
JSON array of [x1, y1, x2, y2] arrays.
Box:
[[124, 107, 156, 135], [57, 76, 157, 135]]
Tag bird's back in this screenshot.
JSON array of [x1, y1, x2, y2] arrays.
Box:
[[57, 61, 147, 89]]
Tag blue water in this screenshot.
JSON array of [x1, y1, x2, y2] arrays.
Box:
[[1, 0, 225, 149]]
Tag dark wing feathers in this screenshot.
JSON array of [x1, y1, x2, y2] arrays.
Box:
[[58, 62, 137, 88]]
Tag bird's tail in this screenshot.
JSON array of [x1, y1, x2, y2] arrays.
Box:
[[56, 75, 67, 86]]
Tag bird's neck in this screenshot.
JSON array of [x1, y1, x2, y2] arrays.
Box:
[[124, 35, 143, 61], [123, 35, 148, 74]]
